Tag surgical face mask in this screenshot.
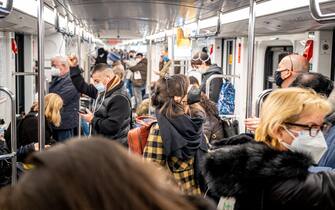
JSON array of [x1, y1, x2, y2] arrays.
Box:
[[274, 71, 284, 87], [281, 127, 328, 163], [163, 56, 169, 62], [94, 83, 106, 94], [50, 67, 61, 77]]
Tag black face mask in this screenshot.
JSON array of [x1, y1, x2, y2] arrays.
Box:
[[187, 86, 201, 105], [274, 71, 284, 87]]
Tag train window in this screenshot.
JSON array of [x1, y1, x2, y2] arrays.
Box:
[[0, 0, 13, 18], [223, 39, 236, 77], [263, 46, 293, 90]]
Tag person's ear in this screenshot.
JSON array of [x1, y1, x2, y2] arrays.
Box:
[[273, 126, 285, 141], [282, 70, 292, 79]]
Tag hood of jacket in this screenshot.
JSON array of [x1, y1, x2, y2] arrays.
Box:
[[203, 64, 223, 76], [203, 142, 314, 197]]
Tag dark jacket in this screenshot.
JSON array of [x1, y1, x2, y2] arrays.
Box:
[[5, 112, 55, 162], [319, 112, 335, 168], [49, 73, 80, 130], [69, 66, 131, 145], [200, 64, 223, 103], [70, 66, 98, 99], [92, 82, 131, 146], [203, 138, 335, 210], [129, 58, 148, 87]]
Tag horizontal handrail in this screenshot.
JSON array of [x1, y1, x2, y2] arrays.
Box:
[[0, 152, 16, 160], [309, 0, 335, 22], [205, 74, 240, 98]]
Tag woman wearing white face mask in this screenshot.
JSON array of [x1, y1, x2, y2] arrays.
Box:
[[191, 52, 223, 103], [202, 88, 335, 210]]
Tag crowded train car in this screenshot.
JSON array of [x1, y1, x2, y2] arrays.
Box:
[[1, 0, 335, 209]]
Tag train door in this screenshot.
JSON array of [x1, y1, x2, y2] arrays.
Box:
[[263, 46, 293, 90], [14, 33, 25, 114], [223, 39, 236, 76]]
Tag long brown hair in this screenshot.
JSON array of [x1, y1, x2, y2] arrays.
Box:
[[152, 74, 189, 118], [0, 138, 203, 210]]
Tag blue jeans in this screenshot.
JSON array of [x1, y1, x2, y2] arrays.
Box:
[[54, 129, 74, 142]]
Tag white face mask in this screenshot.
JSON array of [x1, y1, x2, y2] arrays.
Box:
[[50, 67, 61, 77], [94, 83, 106, 94], [197, 66, 207, 74], [281, 127, 328, 163]]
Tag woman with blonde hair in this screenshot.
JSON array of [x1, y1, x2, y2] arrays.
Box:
[[5, 93, 63, 162], [203, 88, 335, 210]]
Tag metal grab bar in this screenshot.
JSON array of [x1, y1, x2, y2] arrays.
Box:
[[255, 89, 272, 118], [309, 0, 335, 22], [205, 74, 240, 99], [0, 86, 17, 185]]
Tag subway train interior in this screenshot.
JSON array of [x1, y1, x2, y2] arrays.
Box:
[[1, 0, 335, 209]]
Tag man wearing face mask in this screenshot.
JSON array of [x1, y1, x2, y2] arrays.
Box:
[[129, 53, 148, 107], [49, 56, 80, 141], [245, 54, 309, 131], [68, 56, 132, 146], [191, 51, 223, 103]]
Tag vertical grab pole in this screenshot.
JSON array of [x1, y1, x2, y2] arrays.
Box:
[[0, 87, 17, 185], [37, 0, 45, 150], [245, 0, 256, 119], [77, 37, 82, 138]]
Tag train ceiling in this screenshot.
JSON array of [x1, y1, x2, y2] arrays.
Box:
[[61, 0, 266, 39]]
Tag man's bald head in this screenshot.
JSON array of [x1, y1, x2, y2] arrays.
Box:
[[277, 54, 309, 88]]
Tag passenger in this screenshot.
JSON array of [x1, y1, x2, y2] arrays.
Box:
[[144, 75, 208, 195], [123, 50, 137, 97], [203, 88, 335, 210], [156, 49, 172, 78], [274, 54, 309, 88], [136, 98, 150, 117], [245, 54, 309, 131], [0, 138, 216, 210], [129, 53, 148, 107], [95, 47, 108, 65], [5, 93, 62, 162], [49, 56, 80, 141], [68, 56, 131, 146], [290, 72, 335, 168], [199, 94, 224, 143], [191, 52, 223, 103]]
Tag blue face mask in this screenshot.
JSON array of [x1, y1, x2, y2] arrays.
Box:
[[94, 83, 106, 94], [163, 56, 169, 62]]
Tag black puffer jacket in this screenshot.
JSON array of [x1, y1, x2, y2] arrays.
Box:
[[49, 74, 80, 130], [203, 139, 335, 210], [200, 64, 223, 103], [92, 82, 131, 146]]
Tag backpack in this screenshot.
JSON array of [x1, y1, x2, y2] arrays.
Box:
[[217, 79, 235, 115], [127, 116, 157, 155]]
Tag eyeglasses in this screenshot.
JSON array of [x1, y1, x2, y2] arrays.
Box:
[[284, 122, 331, 137]]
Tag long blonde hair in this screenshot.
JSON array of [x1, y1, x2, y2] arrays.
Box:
[[255, 87, 332, 149], [44, 93, 63, 127]]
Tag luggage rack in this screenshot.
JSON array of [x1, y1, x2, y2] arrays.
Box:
[[0, 86, 17, 185]]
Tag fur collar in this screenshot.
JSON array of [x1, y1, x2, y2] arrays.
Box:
[[203, 142, 314, 197]]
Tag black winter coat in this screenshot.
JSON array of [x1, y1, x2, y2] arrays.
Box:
[[70, 66, 98, 99], [5, 112, 55, 162], [200, 64, 223, 103], [203, 139, 335, 210], [92, 82, 131, 146], [49, 73, 80, 130], [69, 66, 132, 145]]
